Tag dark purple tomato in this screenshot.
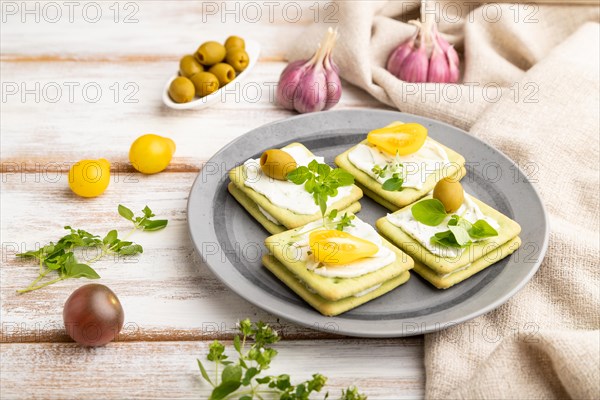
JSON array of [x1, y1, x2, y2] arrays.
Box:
[[63, 284, 124, 347]]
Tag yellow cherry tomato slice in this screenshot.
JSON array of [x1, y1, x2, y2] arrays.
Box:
[[309, 230, 379, 265], [68, 158, 111, 198], [367, 122, 428, 156], [129, 134, 176, 174]]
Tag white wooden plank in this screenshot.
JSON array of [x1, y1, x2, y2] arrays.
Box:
[[0, 1, 338, 59], [0, 340, 424, 399], [1, 1, 425, 395], [0, 59, 385, 167], [1, 171, 415, 342], [0, 172, 333, 341]]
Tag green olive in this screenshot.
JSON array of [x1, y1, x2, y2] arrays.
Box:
[[224, 36, 245, 50], [168, 76, 195, 103], [260, 149, 297, 181], [226, 48, 249, 72], [179, 55, 203, 78], [190, 72, 220, 97], [433, 178, 464, 213], [195, 41, 226, 66], [208, 63, 236, 87]]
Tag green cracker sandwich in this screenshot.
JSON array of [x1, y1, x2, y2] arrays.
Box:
[[263, 254, 411, 316], [263, 213, 414, 315], [228, 182, 361, 235], [229, 143, 363, 229], [335, 121, 466, 211], [376, 192, 521, 289], [410, 237, 522, 289]]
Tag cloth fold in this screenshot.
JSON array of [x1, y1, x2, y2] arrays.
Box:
[[287, 2, 600, 398]]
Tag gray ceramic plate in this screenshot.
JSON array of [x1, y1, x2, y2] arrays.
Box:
[[187, 109, 548, 337]]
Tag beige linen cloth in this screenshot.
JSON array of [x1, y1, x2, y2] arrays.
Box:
[[287, 2, 600, 399]]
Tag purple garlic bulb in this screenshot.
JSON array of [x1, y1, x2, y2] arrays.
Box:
[[387, 21, 460, 84], [276, 27, 342, 113]]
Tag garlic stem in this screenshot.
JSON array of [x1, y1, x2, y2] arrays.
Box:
[[420, 0, 434, 48], [307, 44, 320, 65], [315, 28, 336, 69]]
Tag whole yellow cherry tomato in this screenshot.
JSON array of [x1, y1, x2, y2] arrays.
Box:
[[367, 122, 428, 156], [129, 134, 176, 174], [68, 158, 111, 198], [309, 230, 379, 265]]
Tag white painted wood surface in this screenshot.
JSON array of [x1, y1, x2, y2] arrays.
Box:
[[1, 1, 424, 398]]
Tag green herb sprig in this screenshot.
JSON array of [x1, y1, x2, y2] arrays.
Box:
[[16, 205, 167, 294], [327, 209, 355, 231], [371, 153, 404, 192], [198, 319, 367, 400], [118, 204, 168, 232], [411, 199, 498, 248], [287, 160, 354, 218]]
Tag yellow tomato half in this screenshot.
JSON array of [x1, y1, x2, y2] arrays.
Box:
[[129, 134, 176, 174], [367, 122, 428, 156], [68, 158, 111, 198], [309, 230, 379, 265]]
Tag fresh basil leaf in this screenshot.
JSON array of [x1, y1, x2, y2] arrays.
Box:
[[307, 159, 319, 172], [307, 373, 327, 392], [286, 166, 310, 184], [430, 230, 462, 248], [242, 367, 259, 386], [16, 249, 42, 258], [328, 209, 338, 220], [233, 335, 241, 352], [209, 381, 241, 400], [448, 225, 472, 246], [66, 263, 101, 279], [448, 215, 473, 231], [318, 193, 327, 217], [103, 230, 118, 245], [411, 199, 447, 226], [45, 261, 62, 270], [255, 376, 271, 384], [117, 244, 143, 256], [118, 205, 135, 221], [304, 176, 315, 192], [382, 177, 404, 191], [296, 383, 307, 396], [469, 219, 498, 239], [142, 205, 154, 218], [332, 169, 355, 186], [197, 359, 213, 385], [287, 162, 355, 219], [317, 162, 331, 177], [141, 219, 168, 231], [221, 365, 242, 383], [274, 374, 292, 391]]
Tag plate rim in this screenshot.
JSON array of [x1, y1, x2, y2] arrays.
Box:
[[187, 109, 549, 337]]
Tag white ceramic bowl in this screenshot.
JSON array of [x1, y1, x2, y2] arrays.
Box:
[[163, 39, 261, 110]]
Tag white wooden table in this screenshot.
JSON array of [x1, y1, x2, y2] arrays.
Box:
[[0, 2, 424, 398]]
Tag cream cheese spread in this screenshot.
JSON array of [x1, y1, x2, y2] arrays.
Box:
[[386, 194, 499, 258], [347, 139, 451, 189], [243, 145, 353, 215]]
